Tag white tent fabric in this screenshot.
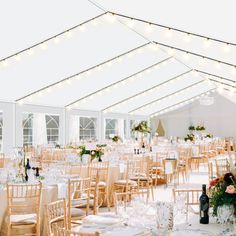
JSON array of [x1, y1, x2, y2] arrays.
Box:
[[32, 113, 47, 146], [69, 115, 80, 143], [0, 0, 235, 117]]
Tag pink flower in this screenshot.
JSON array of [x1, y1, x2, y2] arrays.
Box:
[[225, 185, 236, 194]]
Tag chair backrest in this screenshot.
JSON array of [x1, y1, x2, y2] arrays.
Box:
[[46, 198, 67, 236], [65, 163, 83, 176], [113, 190, 148, 214], [173, 188, 202, 206], [163, 159, 178, 175], [88, 161, 109, 182], [67, 178, 91, 229], [55, 226, 100, 236], [0, 153, 5, 168], [215, 159, 230, 177], [7, 183, 42, 216]]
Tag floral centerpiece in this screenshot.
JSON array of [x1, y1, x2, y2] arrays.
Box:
[[188, 125, 195, 131], [210, 172, 236, 216], [132, 121, 151, 134], [112, 135, 122, 143], [77, 144, 107, 162], [184, 133, 195, 142], [196, 125, 206, 131]]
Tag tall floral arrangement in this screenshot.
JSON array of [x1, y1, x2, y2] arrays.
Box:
[[132, 121, 151, 134], [210, 172, 236, 216]]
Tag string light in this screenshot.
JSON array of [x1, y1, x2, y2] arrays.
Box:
[[130, 80, 206, 114], [150, 89, 216, 117], [102, 70, 192, 113], [109, 11, 236, 51], [152, 41, 236, 72], [66, 57, 173, 110]]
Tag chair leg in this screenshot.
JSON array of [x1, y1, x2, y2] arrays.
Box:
[[7, 223, 11, 236]]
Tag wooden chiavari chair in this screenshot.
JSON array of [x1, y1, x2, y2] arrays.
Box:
[[113, 159, 138, 194], [130, 156, 154, 201], [6, 182, 42, 236], [67, 178, 92, 229], [162, 159, 178, 187], [215, 158, 230, 177], [45, 199, 67, 236], [0, 153, 5, 168], [65, 163, 83, 177], [113, 190, 149, 214], [88, 161, 110, 210], [173, 188, 203, 220], [177, 148, 191, 183], [55, 226, 100, 236]]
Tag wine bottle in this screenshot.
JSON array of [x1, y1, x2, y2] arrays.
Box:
[[25, 158, 31, 182], [199, 184, 209, 224]]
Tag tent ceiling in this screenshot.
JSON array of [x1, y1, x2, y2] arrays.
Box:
[[0, 0, 235, 117]]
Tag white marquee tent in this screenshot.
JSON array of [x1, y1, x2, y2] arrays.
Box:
[[0, 0, 236, 154]]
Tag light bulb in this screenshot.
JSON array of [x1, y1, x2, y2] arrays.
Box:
[[223, 43, 230, 53], [27, 49, 34, 55], [79, 25, 86, 31], [127, 19, 135, 28], [168, 48, 175, 55], [165, 28, 172, 38], [199, 57, 206, 65], [53, 37, 60, 44], [215, 62, 221, 70], [15, 55, 21, 61], [66, 31, 73, 38], [40, 43, 47, 50], [92, 19, 98, 26], [203, 38, 211, 48], [117, 57, 123, 63], [105, 13, 115, 23], [145, 24, 153, 33], [184, 34, 191, 43]]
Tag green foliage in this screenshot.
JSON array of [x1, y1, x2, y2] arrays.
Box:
[[188, 125, 195, 131], [210, 174, 236, 216], [112, 135, 122, 142], [132, 121, 151, 134], [184, 133, 195, 142], [196, 125, 206, 131]]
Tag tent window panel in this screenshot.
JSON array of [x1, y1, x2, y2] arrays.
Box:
[[79, 117, 97, 141], [46, 115, 59, 145], [0, 112, 3, 152], [22, 113, 33, 146], [105, 119, 118, 139]]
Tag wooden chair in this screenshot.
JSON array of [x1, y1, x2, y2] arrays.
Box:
[[113, 159, 139, 194], [0, 153, 5, 168], [6, 182, 42, 236], [130, 156, 154, 201], [172, 188, 202, 220], [55, 226, 100, 236], [215, 159, 230, 177], [113, 190, 149, 214], [162, 159, 178, 186], [177, 148, 191, 183], [67, 178, 92, 229], [45, 198, 67, 236], [88, 161, 110, 210]]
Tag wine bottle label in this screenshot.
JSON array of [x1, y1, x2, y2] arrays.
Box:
[[202, 203, 209, 212], [201, 210, 204, 217]]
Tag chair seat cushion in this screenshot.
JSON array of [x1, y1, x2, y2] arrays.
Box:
[[91, 181, 106, 187], [71, 199, 94, 207], [70, 208, 86, 218], [114, 179, 137, 185], [9, 214, 37, 224]]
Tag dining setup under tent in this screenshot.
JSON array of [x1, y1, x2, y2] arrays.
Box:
[[0, 0, 236, 235]]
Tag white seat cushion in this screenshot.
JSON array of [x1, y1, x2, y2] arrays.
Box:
[[91, 181, 106, 187], [70, 208, 86, 218], [114, 179, 137, 185], [9, 214, 37, 224]]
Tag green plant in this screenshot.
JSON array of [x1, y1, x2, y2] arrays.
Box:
[[210, 173, 236, 216], [132, 121, 151, 134], [112, 135, 122, 142], [205, 134, 213, 138], [196, 125, 205, 131], [184, 133, 195, 142], [188, 125, 195, 131]]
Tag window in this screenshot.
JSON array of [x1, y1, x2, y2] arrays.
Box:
[[0, 112, 3, 152], [23, 113, 33, 146], [46, 115, 59, 145], [80, 117, 97, 141], [105, 119, 118, 139]]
